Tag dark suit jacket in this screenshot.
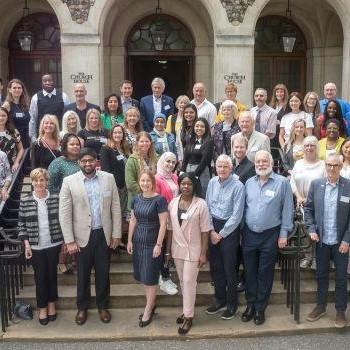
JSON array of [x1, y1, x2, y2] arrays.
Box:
[[282, 147, 294, 174], [139, 94, 174, 131], [232, 156, 256, 184], [130, 98, 139, 109], [304, 176, 350, 244]]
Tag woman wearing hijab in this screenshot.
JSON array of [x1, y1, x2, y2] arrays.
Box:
[[155, 152, 179, 295]]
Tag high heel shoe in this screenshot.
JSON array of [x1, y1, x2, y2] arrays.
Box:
[[176, 313, 184, 324], [139, 305, 157, 327], [138, 305, 157, 321]]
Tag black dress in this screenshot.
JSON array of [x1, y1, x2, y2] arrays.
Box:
[[131, 194, 167, 285], [77, 128, 109, 157], [9, 102, 31, 148]]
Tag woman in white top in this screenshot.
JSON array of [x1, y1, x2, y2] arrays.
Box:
[[279, 92, 314, 148], [290, 135, 326, 207]]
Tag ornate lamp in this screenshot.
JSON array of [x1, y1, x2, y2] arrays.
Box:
[[282, 0, 296, 53], [17, 0, 33, 51], [150, 0, 166, 51]]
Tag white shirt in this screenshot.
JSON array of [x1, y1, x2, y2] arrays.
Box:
[[31, 191, 62, 250], [290, 159, 326, 198], [191, 98, 217, 128], [153, 95, 162, 114], [29, 88, 70, 140], [280, 111, 314, 142]]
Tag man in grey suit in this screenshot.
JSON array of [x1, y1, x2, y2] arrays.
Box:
[[304, 153, 350, 328], [59, 147, 121, 325], [231, 111, 270, 162]]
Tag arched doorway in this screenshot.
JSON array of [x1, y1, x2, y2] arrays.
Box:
[[126, 14, 194, 100], [8, 13, 61, 96], [254, 15, 307, 97]]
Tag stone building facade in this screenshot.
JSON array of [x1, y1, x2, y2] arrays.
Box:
[[0, 0, 349, 107]]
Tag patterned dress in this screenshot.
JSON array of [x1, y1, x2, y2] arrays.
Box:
[[131, 194, 167, 285], [0, 129, 21, 166]]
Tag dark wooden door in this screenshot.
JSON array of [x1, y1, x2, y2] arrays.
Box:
[[254, 56, 306, 98], [128, 56, 193, 101]]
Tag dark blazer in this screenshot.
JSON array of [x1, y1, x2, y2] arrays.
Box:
[[232, 156, 256, 184], [282, 147, 294, 174], [139, 94, 174, 131], [130, 98, 139, 109], [304, 176, 350, 244]]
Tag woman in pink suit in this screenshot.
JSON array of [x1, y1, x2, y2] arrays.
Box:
[[155, 152, 179, 295], [166, 173, 210, 335]]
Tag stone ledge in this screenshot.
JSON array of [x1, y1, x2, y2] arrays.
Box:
[[2, 304, 348, 342]]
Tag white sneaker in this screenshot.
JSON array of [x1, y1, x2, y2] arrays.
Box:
[[160, 279, 178, 295], [166, 278, 178, 290]]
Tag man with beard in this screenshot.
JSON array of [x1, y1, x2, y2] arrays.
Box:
[[29, 74, 70, 141], [241, 150, 293, 325], [59, 147, 121, 325]]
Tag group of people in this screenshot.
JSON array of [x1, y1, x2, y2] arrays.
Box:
[[1, 73, 350, 334]]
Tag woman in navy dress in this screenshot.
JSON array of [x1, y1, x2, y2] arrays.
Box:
[[127, 170, 168, 327]]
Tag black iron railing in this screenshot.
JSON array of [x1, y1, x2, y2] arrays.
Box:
[[0, 149, 30, 332], [279, 207, 311, 323]]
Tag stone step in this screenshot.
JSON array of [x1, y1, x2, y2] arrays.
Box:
[[2, 304, 348, 341], [15, 279, 347, 310]]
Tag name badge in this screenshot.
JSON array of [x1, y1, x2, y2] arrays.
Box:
[[100, 137, 107, 144], [340, 195, 350, 203], [180, 213, 188, 220], [194, 144, 201, 150], [251, 146, 258, 152], [222, 124, 231, 132], [164, 105, 170, 110], [116, 155, 124, 161], [265, 190, 275, 198], [15, 112, 24, 118]]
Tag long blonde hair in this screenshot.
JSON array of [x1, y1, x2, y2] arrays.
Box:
[[38, 114, 60, 143], [284, 119, 307, 153], [133, 131, 157, 173], [85, 108, 103, 131]]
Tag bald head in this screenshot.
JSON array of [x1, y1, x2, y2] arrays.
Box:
[[324, 82, 337, 100], [193, 82, 206, 104]]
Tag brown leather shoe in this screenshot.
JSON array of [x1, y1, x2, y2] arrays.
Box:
[[335, 311, 347, 328], [99, 309, 111, 323], [75, 310, 88, 325]]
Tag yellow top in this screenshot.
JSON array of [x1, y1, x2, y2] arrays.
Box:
[[165, 114, 182, 135], [318, 137, 345, 160]]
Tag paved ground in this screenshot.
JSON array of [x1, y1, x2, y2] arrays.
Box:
[[1, 332, 350, 350]]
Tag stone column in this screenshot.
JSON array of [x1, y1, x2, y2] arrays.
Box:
[[213, 34, 255, 107], [61, 33, 103, 105], [342, 26, 350, 101]]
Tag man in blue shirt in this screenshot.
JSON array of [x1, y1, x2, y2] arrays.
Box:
[[304, 153, 350, 329], [205, 154, 245, 320], [242, 150, 293, 326]]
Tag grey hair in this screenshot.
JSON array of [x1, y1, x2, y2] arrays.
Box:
[[255, 88, 268, 96], [326, 153, 342, 163], [303, 135, 320, 159], [238, 110, 254, 122], [216, 154, 233, 167], [255, 150, 273, 164], [151, 77, 165, 89]]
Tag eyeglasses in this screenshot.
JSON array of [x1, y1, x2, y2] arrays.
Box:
[[80, 159, 95, 164], [326, 163, 340, 168]]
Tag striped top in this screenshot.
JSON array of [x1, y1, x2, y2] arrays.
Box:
[[18, 192, 63, 246]]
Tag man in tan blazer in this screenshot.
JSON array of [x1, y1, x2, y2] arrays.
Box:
[[59, 147, 121, 325], [231, 111, 271, 162]]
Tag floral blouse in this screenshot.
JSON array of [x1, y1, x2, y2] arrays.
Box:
[[0, 129, 21, 166]]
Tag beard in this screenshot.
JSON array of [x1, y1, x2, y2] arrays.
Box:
[[255, 165, 273, 177]]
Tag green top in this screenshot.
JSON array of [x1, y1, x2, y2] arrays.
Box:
[[48, 156, 81, 193], [100, 113, 125, 130]]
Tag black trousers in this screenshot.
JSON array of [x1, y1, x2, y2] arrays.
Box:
[[76, 229, 110, 310], [209, 218, 239, 309], [31, 244, 61, 308], [243, 226, 280, 312], [316, 242, 348, 312]]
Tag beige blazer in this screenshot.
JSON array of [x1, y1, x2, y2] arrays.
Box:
[[168, 196, 211, 262], [231, 130, 270, 162], [59, 170, 121, 248]]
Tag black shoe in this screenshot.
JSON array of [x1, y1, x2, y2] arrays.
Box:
[[139, 305, 157, 321], [237, 282, 245, 293], [205, 302, 226, 315], [139, 305, 156, 327], [48, 314, 57, 322], [39, 317, 49, 326], [254, 310, 265, 325], [221, 306, 237, 320], [241, 306, 255, 322]]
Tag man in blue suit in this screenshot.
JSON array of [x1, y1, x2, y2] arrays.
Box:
[[304, 153, 350, 329], [140, 77, 174, 131]]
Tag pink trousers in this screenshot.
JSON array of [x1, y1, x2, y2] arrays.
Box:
[[174, 258, 199, 318]]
